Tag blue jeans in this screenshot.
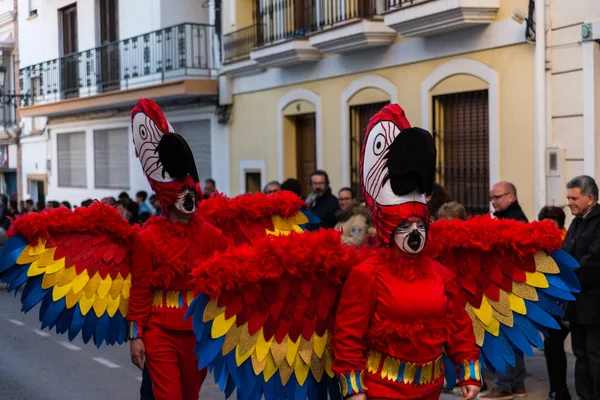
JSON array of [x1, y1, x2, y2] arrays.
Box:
[[493, 356, 526, 392]]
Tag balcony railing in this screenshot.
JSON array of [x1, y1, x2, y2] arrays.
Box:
[[20, 23, 218, 105], [223, 24, 260, 63]]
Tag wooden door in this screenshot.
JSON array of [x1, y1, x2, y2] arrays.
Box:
[[99, 0, 119, 91], [60, 4, 78, 98], [295, 114, 316, 198]]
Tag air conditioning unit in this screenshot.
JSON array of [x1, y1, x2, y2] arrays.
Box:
[[546, 147, 567, 207]]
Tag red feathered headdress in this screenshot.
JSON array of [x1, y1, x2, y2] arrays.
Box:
[[360, 104, 436, 246], [131, 99, 202, 216]]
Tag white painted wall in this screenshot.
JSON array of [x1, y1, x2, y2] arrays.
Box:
[[18, 0, 212, 68], [19, 133, 48, 202], [8, 144, 16, 169], [0, 1, 15, 14]]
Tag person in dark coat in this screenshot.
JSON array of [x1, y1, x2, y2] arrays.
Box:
[[564, 175, 600, 400], [304, 170, 339, 231], [480, 181, 528, 399]]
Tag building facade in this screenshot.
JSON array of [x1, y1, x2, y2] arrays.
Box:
[[17, 0, 228, 207], [218, 0, 600, 220]]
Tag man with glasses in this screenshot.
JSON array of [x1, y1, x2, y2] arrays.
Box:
[[479, 181, 528, 400]]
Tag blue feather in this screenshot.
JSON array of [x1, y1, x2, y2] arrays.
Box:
[[513, 313, 544, 348], [186, 293, 208, 321], [69, 306, 86, 341], [41, 296, 66, 330], [118, 313, 128, 344], [6, 265, 29, 291], [535, 291, 565, 316], [3, 263, 28, 285], [285, 374, 297, 400], [248, 379, 263, 400], [225, 351, 242, 390], [82, 312, 97, 344], [0, 237, 28, 273], [21, 275, 47, 313], [550, 249, 579, 269], [224, 375, 236, 399], [105, 312, 121, 345], [211, 352, 226, 390], [540, 285, 576, 301], [546, 275, 571, 292], [328, 378, 342, 400], [263, 375, 275, 400], [524, 300, 560, 329], [442, 354, 458, 389], [497, 330, 516, 367], [481, 331, 507, 375], [94, 313, 110, 347], [295, 379, 308, 400], [500, 324, 534, 357], [239, 360, 259, 400], [273, 374, 286, 400], [56, 306, 75, 335], [198, 335, 225, 370], [38, 291, 53, 326]]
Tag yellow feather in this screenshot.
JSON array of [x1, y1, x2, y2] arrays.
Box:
[[235, 342, 255, 366], [291, 212, 308, 226], [79, 294, 95, 315], [121, 275, 132, 298], [270, 336, 288, 367], [263, 352, 278, 382], [93, 293, 110, 318], [294, 354, 310, 386], [211, 311, 236, 338], [313, 331, 328, 358], [324, 348, 334, 378], [26, 260, 46, 277], [107, 294, 121, 317], [45, 258, 66, 275], [534, 252, 560, 274], [97, 275, 112, 299], [286, 335, 301, 366], [57, 266, 76, 286], [30, 239, 47, 255], [255, 329, 274, 363], [119, 296, 129, 317], [292, 225, 304, 233], [421, 361, 433, 384], [166, 291, 179, 308], [471, 296, 493, 326], [109, 274, 124, 299], [272, 215, 294, 232], [403, 362, 416, 384], [71, 270, 89, 294], [524, 271, 549, 288], [41, 271, 60, 289], [17, 245, 38, 264], [84, 273, 101, 298], [482, 315, 500, 336], [37, 247, 57, 267], [52, 282, 73, 301], [463, 361, 471, 381], [65, 290, 84, 309], [186, 292, 194, 307], [508, 293, 527, 315]]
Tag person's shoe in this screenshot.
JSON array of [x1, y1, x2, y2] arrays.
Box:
[[512, 388, 527, 398], [548, 388, 571, 400], [478, 389, 514, 399]]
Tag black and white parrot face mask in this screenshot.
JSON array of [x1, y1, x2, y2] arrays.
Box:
[[392, 218, 427, 254]]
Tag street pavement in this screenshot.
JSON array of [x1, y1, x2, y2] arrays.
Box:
[[1, 288, 576, 400]]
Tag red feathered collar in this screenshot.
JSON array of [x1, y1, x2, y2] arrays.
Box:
[[199, 191, 306, 227], [8, 203, 136, 245], [427, 216, 563, 257], [191, 229, 367, 297]]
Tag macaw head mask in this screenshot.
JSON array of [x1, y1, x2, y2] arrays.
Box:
[[360, 104, 437, 253], [131, 98, 201, 217]]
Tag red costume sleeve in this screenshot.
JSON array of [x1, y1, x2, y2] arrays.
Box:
[[126, 229, 155, 339], [442, 266, 482, 387], [332, 263, 377, 396]]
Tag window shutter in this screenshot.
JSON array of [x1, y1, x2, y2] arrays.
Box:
[[57, 131, 86, 188], [94, 127, 130, 189]]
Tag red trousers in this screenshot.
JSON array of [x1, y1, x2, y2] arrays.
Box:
[[144, 324, 207, 400]]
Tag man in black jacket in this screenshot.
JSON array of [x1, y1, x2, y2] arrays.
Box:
[[564, 175, 600, 400], [480, 181, 528, 399], [305, 170, 339, 231]]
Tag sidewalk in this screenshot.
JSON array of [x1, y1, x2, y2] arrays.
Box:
[[442, 338, 576, 400]]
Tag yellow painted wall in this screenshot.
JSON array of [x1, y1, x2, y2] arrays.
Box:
[[227, 43, 536, 218]]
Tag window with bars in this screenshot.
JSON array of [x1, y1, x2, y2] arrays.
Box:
[[349, 101, 389, 199], [94, 128, 130, 189], [57, 132, 87, 188], [432, 90, 489, 216], [170, 120, 212, 184]]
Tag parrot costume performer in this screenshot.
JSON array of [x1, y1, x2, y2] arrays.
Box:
[[184, 103, 582, 400], [0, 98, 318, 400], [0, 101, 582, 400]]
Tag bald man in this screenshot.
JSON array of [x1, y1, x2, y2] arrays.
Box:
[[479, 181, 528, 399], [489, 181, 528, 222]]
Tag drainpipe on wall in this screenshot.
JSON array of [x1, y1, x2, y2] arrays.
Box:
[[13, 0, 21, 202], [534, 0, 547, 214]]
